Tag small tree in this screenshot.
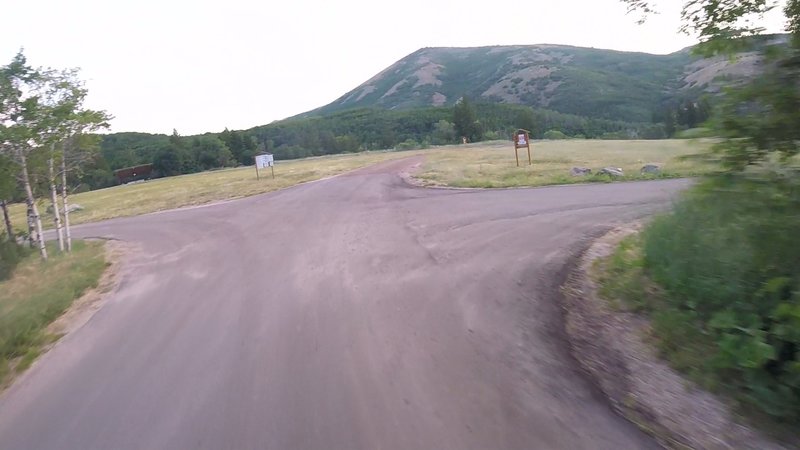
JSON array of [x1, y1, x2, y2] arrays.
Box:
[[453, 96, 482, 143], [191, 136, 233, 170], [432, 120, 456, 145], [0, 51, 109, 257], [59, 110, 110, 252], [543, 130, 568, 140], [0, 52, 50, 259], [514, 108, 537, 137]]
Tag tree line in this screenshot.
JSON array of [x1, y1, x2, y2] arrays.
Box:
[[1, 51, 109, 264], [87, 101, 672, 191]]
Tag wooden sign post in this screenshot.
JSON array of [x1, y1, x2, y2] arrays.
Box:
[[513, 129, 532, 167]]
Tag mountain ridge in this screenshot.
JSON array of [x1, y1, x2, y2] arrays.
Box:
[[303, 39, 772, 123]]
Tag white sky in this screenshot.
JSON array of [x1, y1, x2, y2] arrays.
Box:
[[1, 0, 789, 135]]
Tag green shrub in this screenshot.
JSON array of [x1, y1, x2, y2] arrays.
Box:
[[599, 131, 631, 140], [543, 130, 568, 140], [643, 170, 800, 421], [395, 139, 420, 151], [0, 240, 29, 281], [675, 127, 716, 139], [483, 130, 502, 140]]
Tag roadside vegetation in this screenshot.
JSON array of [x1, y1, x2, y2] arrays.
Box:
[[0, 239, 28, 281], [0, 240, 106, 387], [416, 139, 715, 188], [594, 0, 800, 427], [597, 178, 800, 434]]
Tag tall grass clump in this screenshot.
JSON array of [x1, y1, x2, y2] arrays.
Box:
[[0, 241, 106, 382], [0, 240, 29, 281], [643, 169, 800, 421]]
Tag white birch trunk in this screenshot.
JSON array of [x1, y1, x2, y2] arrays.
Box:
[[19, 152, 47, 260], [60, 146, 72, 252], [48, 146, 64, 252], [25, 198, 36, 248]]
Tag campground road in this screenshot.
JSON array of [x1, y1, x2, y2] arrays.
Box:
[[0, 157, 689, 450]]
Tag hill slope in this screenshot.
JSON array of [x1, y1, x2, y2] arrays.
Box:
[[310, 42, 770, 123]]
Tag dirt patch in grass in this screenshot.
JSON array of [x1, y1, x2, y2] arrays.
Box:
[[561, 225, 789, 450]]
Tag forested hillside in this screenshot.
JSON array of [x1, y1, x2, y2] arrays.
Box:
[[313, 45, 692, 122], [308, 38, 783, 122]]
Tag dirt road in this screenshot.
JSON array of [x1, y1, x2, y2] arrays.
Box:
[[0, 158, 688, 449]]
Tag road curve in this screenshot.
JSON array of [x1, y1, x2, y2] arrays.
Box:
[[0, 157, 689, 450]]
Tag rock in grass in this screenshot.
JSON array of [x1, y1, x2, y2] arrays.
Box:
[[570, 167, 592, 177], [46, 203, 83, 214], [641, 164, 661, 175], [599, 167, 624, 177]]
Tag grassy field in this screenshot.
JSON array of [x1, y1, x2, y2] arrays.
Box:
[[7, 140, 716, 230], [9, 150, 415, 230], [416, 139, 717, 188], [0, 241, 107, 387]]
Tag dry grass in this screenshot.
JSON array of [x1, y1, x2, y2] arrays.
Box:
[[7, 141, 714, 230], [416, 139, 717, 188], [9, 151, 414, 229]]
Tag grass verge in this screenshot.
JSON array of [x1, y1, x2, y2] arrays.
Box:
[[9, 150, 415, 229], [595, 234, 719, 385], [416, 139, 717, 188], [596, 230, 799, 440], [0, 240, 107, 387]]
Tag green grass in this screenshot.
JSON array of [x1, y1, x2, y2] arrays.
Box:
[[596, 168, 800, 432], [9, 150, 415, 230], [416, 139, 717, 188], [594, 235, 718, 385], [0, 240, 107, 386]]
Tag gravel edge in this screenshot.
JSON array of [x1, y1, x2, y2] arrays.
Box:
[[560, 224, 790, 450]]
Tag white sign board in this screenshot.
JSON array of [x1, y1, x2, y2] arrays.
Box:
[[255, 154, 274, 169]]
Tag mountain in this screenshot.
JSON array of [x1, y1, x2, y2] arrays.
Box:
[[308, 39, 775, 123]]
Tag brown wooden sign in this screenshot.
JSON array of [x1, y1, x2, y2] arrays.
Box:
[[513, 129, 532, 166]]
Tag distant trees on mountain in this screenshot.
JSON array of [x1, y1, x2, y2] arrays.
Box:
[[87, 101, 674, 190]]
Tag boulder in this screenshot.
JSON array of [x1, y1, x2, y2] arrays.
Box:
[[599, 167, 624, 177], [46, 203, 83, 214], [641, 164, 661, 175], [570, 167, 592, 177]]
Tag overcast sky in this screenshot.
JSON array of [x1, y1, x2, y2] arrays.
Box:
[[1, 0, 789, 135]]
